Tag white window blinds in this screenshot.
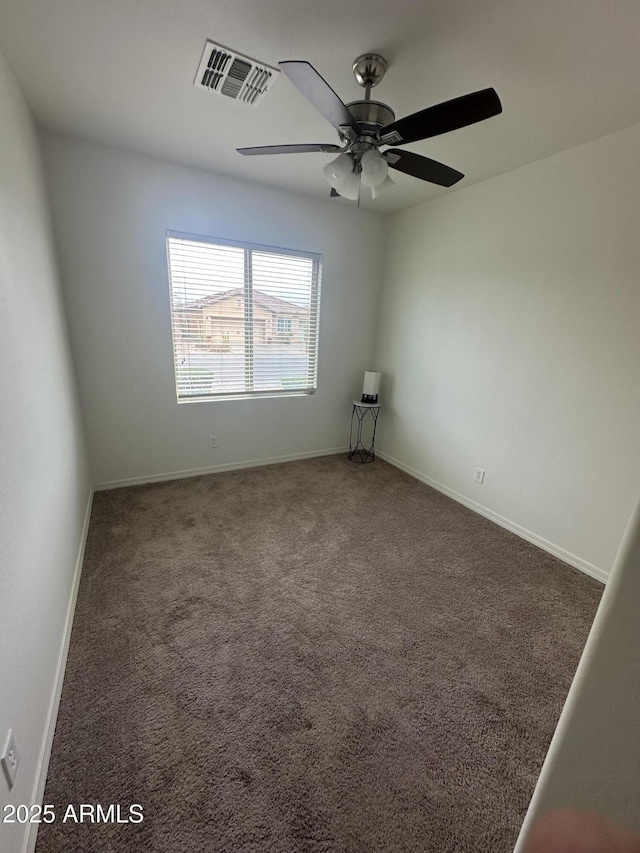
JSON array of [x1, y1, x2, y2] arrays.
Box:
[[166, 233, 321, 401]]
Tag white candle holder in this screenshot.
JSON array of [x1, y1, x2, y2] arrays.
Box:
[[361, 370, 380, 404]]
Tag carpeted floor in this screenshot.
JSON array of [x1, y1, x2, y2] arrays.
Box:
[[36, 455, 602, 852]]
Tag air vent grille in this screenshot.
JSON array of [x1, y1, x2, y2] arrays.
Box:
[[194, 41, 279, 106]]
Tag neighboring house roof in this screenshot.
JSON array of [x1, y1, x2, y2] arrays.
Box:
[[185, 287, 306, 315]]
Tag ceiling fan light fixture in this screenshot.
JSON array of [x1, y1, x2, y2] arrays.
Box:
[[323, 153, 353, 190], [360, 149, 388, 187], [371, 174, 395, 199], [238, 54, 502, 205]]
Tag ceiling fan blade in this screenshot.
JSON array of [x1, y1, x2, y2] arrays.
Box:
[[380, 88, 502, 146], [385, 149, 464, 187], [279, 61, 357, 132], [238, 143, 342, 156], [330, 187, 341, 197]]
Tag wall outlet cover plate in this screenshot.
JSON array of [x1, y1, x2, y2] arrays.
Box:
[[1, 729, 19, 789]]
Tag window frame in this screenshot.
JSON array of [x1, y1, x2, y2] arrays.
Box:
[[166, 231, 322, 403]]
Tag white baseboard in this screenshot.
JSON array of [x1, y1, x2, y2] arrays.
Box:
[[24, 488, 95, 853], [376, 450, 608, 585], [95, 446, 349, 491]]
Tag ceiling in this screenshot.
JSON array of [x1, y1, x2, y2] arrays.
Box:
[[1, 0, 640, 214]]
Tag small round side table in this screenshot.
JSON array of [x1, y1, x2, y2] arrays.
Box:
[[348, 400, 381, 463]]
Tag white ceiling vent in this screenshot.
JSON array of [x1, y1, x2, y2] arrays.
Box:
[[194, 40, 279, 106]]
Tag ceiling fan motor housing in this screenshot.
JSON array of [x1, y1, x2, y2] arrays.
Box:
[[345, 100, 396, 154]]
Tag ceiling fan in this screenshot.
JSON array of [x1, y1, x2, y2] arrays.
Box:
[[237, 53, 502, 201]]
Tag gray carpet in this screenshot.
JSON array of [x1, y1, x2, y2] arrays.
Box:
[[36, 455, 602, 852]]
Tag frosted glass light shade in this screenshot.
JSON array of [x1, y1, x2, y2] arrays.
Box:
[[323, 153, 353, 190], [360, 149, 389, 187], [339, 170, 361, 200], [371, 174, 395, 199]]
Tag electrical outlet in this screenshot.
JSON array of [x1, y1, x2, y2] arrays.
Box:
[[474, 467, 486, 485], [209, 435, 218, 449], [1, 730, 19, 789]]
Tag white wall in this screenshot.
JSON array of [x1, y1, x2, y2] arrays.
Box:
[[0, 51, 91, 853], [375, 122, 640, 578], [515, 492, 640, 846], [39, 131, 385, 487]]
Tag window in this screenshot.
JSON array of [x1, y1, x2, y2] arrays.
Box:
[[275, 317, 292, 335], [166, 232, 321, 401]]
